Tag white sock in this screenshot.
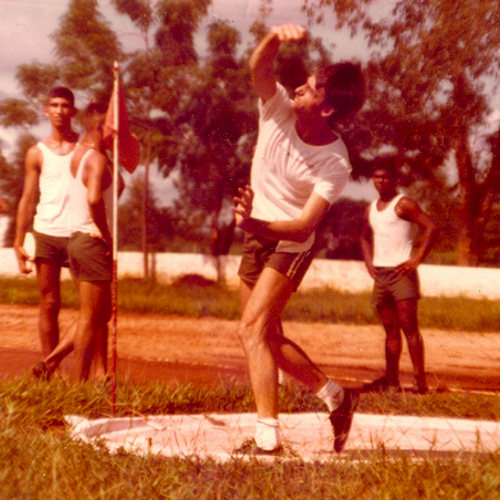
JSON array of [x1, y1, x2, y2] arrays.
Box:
[[255, 418, 281, 450], [316, 379, 344, 412]]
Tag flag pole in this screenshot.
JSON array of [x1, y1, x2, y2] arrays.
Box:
[[111, 61, 120, 416]]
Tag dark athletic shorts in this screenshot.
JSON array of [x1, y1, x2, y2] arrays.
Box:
[[372, 267, 420, 307], [237, 233, 314, 290], [33, 230, 69, 267], [68, 232, 112, 282]]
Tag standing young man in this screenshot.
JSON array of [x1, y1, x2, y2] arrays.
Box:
[[360, 161, 437, 395], [233, 24, 365, 454], [34, 102, 121, 381], [14, 87, 78, 356]]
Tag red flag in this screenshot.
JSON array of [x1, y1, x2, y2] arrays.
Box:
[[103, 73, 140, 173]]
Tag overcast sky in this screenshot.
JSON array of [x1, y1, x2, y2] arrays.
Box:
[[0, 0, 381, 201]]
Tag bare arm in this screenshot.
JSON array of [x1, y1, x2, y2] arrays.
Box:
[[14, 145, 41, 274], [249, 24, 307, 104], [84, 152, 112, 246], [233, 185, 330, 243], [359, 205, 377, 279], [395, 196, 437, 274], [0, 198, 9, 214]]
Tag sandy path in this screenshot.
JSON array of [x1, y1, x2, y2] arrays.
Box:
[[1, 304, 499, 391]]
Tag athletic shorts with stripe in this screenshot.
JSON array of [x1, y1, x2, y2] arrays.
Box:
[[237, 233, 314, 291]]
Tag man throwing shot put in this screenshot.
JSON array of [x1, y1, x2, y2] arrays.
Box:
[[233, 24, 365, 454]]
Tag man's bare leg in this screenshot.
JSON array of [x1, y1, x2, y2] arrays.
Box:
[[73, 280, 111, 381], [90, 325, 109, 382], [396, 298, 427, 392], [238, 268, 328, 420], [42, 321, 77, 375], [377, 304, 403, 386], [237, 267, 356, 454], [35, 259, 62, 355]]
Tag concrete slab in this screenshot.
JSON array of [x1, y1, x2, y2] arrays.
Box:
[[66, 412, 500, 462]]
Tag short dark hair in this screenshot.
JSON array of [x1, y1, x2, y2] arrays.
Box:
[[84, 102, 108, 117], [315, 63, 365, 125], [82, 102, 108, 131], [48, 87, 75, 108], [372, 157, 399, 180]]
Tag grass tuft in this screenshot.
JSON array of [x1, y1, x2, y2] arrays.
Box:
[[3, 277, 500, 332], [1, 377, 500, 499]]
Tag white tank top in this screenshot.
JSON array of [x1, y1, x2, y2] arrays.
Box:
[[69, 149, 113, 237], [369, 193, 414, 267], [33, 142, 74, 237]]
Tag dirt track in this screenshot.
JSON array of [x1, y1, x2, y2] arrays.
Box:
[[1, 304, 499, 392]]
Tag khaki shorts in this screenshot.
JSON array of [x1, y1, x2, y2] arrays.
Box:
[[68, 232, 112, 282], [372, 267, 420, 307], [33, 230, 69, 267], [237, 234, 314, 290]]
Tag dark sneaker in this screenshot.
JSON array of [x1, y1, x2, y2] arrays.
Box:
[[329, 389, 359, 453], [411, 375, 429, 395], [411, 383, 429, 395], [32, 360, 51, 381], [233, 438, 283, 457], [361, 377, 401, 394]]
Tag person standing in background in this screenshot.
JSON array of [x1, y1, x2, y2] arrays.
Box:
[[360, 161, 437, 395]]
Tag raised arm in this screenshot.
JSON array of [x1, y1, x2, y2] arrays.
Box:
[[14, 145, 41, 274], [249, 24, 307, 103]]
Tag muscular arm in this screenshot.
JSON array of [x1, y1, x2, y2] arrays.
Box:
[[233, 186, 330, 243], [360, 205, 377, 278], [396, 196, 437, 272], [84, 152, 112, 246], [249, 24, 307, 104], [14, 145, 41, 273]]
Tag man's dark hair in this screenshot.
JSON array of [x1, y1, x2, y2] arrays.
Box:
[[84, 102, 108, 117], [82, 102, 108, 131], [315, 62, 365, 125], [372, 157, 399, 180], [48, 87, 75, 108]]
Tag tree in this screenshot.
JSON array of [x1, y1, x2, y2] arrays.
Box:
[[117, 176, 175, 253], [170, 20, 256, 270], [0, 133, 38, 246], [51, 0, 122, 100], [316, 198, 368, 260], [304, 0, 500, 265]]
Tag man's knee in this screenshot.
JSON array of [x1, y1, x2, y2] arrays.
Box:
[[237, 319, 253, 347], [39, 292, 61, 314]]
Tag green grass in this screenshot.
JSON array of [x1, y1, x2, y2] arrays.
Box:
[[2, 277, 500, 498], [1, 378, 500, 499], [3, 276, 500, 332]]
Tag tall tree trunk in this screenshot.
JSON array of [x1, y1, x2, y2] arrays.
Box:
[[455, 132, 478, 266], [141, 131, 153, 279]]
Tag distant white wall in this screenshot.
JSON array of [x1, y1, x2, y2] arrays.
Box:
[[1, 248, 499, 300]]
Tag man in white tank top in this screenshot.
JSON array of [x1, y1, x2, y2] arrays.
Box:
[[34, 102, 124, 382], [360, 162, 437, 395], [14, 87, 79, 356]]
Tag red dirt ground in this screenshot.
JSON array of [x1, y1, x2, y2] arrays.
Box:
[[1, 304, 499, 392]]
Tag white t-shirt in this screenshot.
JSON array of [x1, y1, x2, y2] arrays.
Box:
[[251, 83, 351, 252]]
